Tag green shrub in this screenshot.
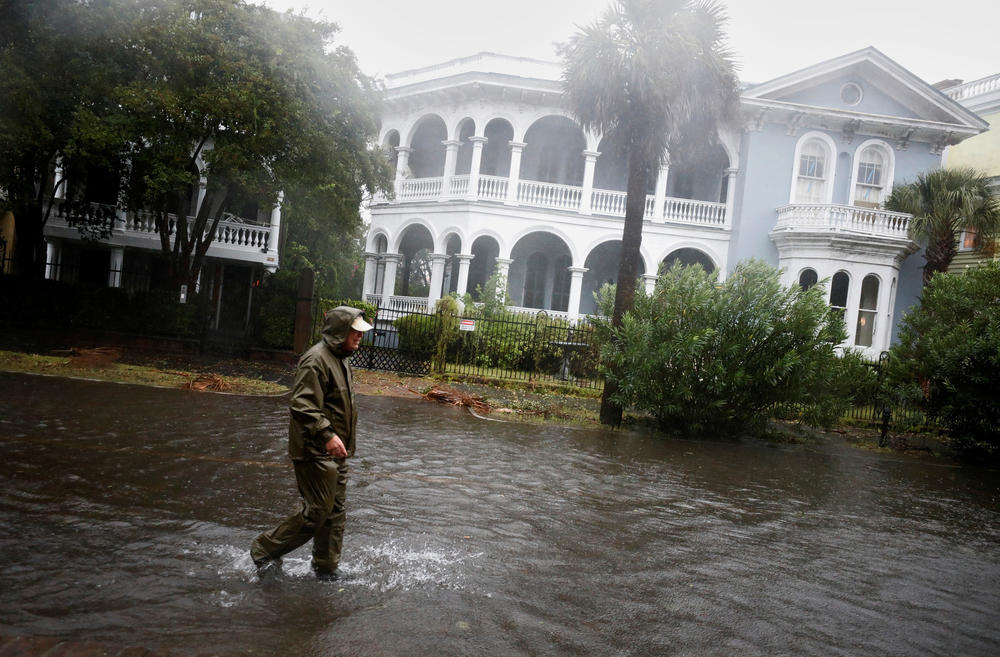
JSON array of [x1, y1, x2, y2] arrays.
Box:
[[394, 312, 440, 357], [887, 263, 1000, 451], [599, 259, 850, 436]]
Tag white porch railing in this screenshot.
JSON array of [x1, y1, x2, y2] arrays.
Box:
[[365, 294, 431, 319], [378, 174, 728, 228], [505, 305, 572, 321], [517, 180, 582, 211], [943, 73, 1000, 102], [48, 200, 272, 253], [775, 204, 912, 238]]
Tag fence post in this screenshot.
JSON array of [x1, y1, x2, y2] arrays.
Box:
[[293, 269, 315, 353]]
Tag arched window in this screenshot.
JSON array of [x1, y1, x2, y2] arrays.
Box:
[[793, 136, 833, 204], [523, 252, 548, 309], [830, 271, 849, 316], [799, 268, 818, 291], [855, 275, 879, 347], [852, 142, 893, 208]]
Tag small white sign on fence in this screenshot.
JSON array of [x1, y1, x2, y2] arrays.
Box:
[[459, 319, 476, 332]]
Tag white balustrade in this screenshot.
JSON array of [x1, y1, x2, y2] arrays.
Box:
[[449, 175, 470, 197], [397, 177, 443, 201], [775, 204, 912, 238], [517, 180, 582, 211], [662, 197, 727, 225], [478, 175, 509, 201], [590, 189, 628, 216], [505, 305, 572, 321], [943, 73, 1000, 102]]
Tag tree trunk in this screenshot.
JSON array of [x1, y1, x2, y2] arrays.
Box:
[[922, 227, 958, 286], [599, 148, 650, 426]]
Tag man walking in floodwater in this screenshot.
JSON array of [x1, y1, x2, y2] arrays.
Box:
[[251, 306, 373, 581]]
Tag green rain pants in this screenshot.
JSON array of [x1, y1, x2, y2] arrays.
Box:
[[251, 459, 348, 574]]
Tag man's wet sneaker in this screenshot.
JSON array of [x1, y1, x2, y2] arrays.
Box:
[[253, 556, 281, 577], [313, 568, 340, 582]]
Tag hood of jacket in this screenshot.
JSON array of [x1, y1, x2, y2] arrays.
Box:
[[321, 305, 366, 354]]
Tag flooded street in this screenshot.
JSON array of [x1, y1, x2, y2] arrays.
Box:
[[2, 370, 999, 656]]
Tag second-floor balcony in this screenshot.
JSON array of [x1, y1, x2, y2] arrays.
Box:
[[774, 203, 914, 241], [44, 199, 279, 265], [375, 174, 730, 228]]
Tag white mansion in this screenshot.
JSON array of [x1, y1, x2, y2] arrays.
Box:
[[361, 48, 988, 358]]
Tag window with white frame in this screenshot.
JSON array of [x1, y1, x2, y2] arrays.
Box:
[[798, 268, 818, 291], [854, 275, 879, 348], [794, 139, 830, 204], [830, 271, 849, 318], [852, 144, 889, 208]]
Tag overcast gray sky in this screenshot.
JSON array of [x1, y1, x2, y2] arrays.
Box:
[[260, 0, 998, 87]]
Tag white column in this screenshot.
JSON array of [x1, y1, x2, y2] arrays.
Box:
[[579, 151, 601, 215], [264, 191, 283, 272], [380, 253, 401, 301], [642, 274, 658, 295], [652, 162, 670, 223], [567, 267, 588, 320], [467, 136, 488, 200], [44, 240, 61, 280], [53, 157, 66, 200], [494, 257, 513, 299], [362, 252, 379, 297], [455, 253, 474, 296], [196, 175, 208, 217], [723, 167, 738, 227], [844, 271, 862, 348], [108, 247, 124, 288], [441, 140, 460, 200], [505, 141, 527, 205], [394, 147, 413, 198], [428, 253, 448, 304]]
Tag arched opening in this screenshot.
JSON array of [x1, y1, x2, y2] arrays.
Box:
[[593, 134, 629, 193], [409, 116, 447, 178], [455, 120, 475, 176], [792, 134, 834, 204], [667, 144, 730, 203], [509, 232, 573, 310], [852, 142, 893, 208], [855, 274, 879, 347], [662, 248, 716, 274], [467, 235, 500, 301], [481, 119, 514, 177], [383, 130, 401, 178], [521, 116, 585, 186], [442, 233, 462, 296], [799, 268, 818, 291], [396, 224, 434, 298], [581, 241, 648, 316]]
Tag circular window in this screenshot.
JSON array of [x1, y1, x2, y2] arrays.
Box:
[[841, 82, 863, 106]]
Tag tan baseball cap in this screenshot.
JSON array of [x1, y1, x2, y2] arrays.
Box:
[[351, 315, 374, 332]]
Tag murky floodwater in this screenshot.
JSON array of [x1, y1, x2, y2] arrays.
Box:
[[1, 371, 999, 656]]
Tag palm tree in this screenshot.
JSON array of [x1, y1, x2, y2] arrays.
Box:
[[559, 0, 739, 425], [886, 167, 1000, 286]]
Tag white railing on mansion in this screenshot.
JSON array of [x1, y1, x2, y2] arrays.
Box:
[[50, 201, 272, 252], [943, 73, 1000, 102], [775, 204, 912, 239], [365, 294, 431, 318], [379, 175, 728, 227]]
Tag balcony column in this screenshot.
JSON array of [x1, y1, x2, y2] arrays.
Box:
[[467, 136, 488, 200], [844, 272, 863, 348], [196, 174, 208, 217], [380, 253, 401, 302], [108, 247, 124, 288], [264, 191, 283, 272], [505, 142, 527, 205], [567, 267, 589, 321], [362, 252, 380, 297], [394, 147, 413, 199], [53, 157, 66, 200], [44, 239, 61, 280], [723, 168, 738, 227], [580, 150, 601, 216], [428, 253, 449, 305], [455, 253, 474, 296], [494, 257, 513, 298], [652, 161, 670, 223], [441, 140, 460, 201], [642, 273, 658, 295]]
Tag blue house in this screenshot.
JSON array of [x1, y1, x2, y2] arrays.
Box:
[[363, 47, 988, 357]]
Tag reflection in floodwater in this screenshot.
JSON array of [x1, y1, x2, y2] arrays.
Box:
[[1, 371, 999, 656]]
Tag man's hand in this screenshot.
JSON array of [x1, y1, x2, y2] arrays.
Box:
[[324, 433, 348, 459]]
